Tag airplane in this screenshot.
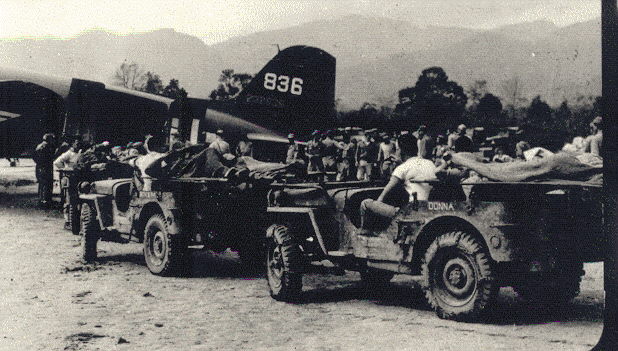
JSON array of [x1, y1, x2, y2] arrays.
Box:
[[0, 45, 336, 159]]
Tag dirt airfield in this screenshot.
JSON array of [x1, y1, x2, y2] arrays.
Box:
[[0, 160, 605, 350]]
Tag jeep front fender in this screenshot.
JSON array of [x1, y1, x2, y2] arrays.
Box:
[[267, 207, 328, 255], [79, 194, 112, 229]]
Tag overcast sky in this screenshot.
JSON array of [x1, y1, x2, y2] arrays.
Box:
[[0, 0, 600, 44]]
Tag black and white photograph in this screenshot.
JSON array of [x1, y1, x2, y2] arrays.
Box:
[[1, 1, 617, 350]]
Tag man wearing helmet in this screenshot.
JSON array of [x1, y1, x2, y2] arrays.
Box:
[[33, 133, 56, 207]]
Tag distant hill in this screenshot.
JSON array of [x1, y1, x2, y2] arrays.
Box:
[[0, 29, 223, 97], [338, 18, 600, 109], [211, 15, 478, 74], [0, 16, 601, 109]]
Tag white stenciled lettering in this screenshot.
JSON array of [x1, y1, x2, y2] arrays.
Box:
[[428, 202, 455, 211]]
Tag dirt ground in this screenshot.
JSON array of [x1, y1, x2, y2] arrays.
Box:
[[0, 160, 605, 350]]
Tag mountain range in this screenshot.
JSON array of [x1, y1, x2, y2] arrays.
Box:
[[0, 15, 601, 109]]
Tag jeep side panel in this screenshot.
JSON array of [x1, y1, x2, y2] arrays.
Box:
[[130, 190, 182, 241]]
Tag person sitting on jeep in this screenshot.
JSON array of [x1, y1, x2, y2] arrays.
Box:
[[360, 134, 441, 226], [129, 135, 168, 191]]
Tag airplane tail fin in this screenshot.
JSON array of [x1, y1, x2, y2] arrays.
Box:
[[236, 45, 336, 135]]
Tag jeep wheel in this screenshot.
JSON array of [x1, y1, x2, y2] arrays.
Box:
[[68, 195, 80, 235], [143, 215, 189, 276], [266, 225, 302, 301], [360, 269, 394, 289], [422, 231, 497, 321], [513, 261, 583, 308], [80, 202, 99, 263]]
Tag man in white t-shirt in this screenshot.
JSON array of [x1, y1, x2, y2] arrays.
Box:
[[130, 135, 167, 191], [54, 139, 82, 170], [360, 134, 444, 228]]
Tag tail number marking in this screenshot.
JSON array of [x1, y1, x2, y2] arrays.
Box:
[[264, 73, 303, 95]]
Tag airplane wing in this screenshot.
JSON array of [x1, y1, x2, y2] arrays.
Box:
[[0, 45, 336, 157], [246, 133, 288, 144], [0, 67, 175, 157]]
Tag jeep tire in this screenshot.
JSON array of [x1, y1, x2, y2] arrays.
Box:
[[143, 214, 189, 276], [80, 202, 99, 263], [266, 224, 302, 301], [422, 231, 498, 321], [68, 193, 80, 236]]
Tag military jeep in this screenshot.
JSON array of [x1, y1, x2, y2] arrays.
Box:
[[78, 175, 269, 276], [265, 180, 605, 321], [60, 162, 133, 235]]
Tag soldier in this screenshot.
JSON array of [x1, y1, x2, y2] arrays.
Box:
[[585, 116, 603, 158], [360, 133, 442, 226], [54, 139, 84, 230], [54, 136, 73, 158], [209, 129, 231, 155], [54, 139, 83, 170], [305, 130, 323, 173], [129, 136, 168, 191], [285, 133, 302, 164], [236, 134, 254, 158], [336, 135, 355, 181], [432, 134, 449, 162], [415, 125, 434, 160], [321, 130, 339, 174], [449, 124, 473, 152], [33, 133, 56, 207], [377, 134, 397, 179]]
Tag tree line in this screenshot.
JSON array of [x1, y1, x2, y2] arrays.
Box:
[[338, 66, 601, 151], [114, 62, 600, 151], [113, 61, 252, 101]]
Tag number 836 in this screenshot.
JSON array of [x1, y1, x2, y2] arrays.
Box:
[[263, 73, 303, 95]]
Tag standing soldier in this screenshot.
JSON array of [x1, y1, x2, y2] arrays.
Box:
[[54, 138, 83, 170], [336, 135, 355, 181], [321, 130, 339, 174], [449, 124, 473, 152], [355, 131, 372, 181], [285, 133, 302, 164], [33, 133, 56, 207], [305, 130, 323, 173], [415, 125, 434, 160], [366, 134, 380, 180], [54, 139, 83, 231], [377, 133, 397, 179]]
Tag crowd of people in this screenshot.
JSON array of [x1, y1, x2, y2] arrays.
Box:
[[283, 115, 603, 183], [31, 115, 603, 208], [283, 123, 476, 182]]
